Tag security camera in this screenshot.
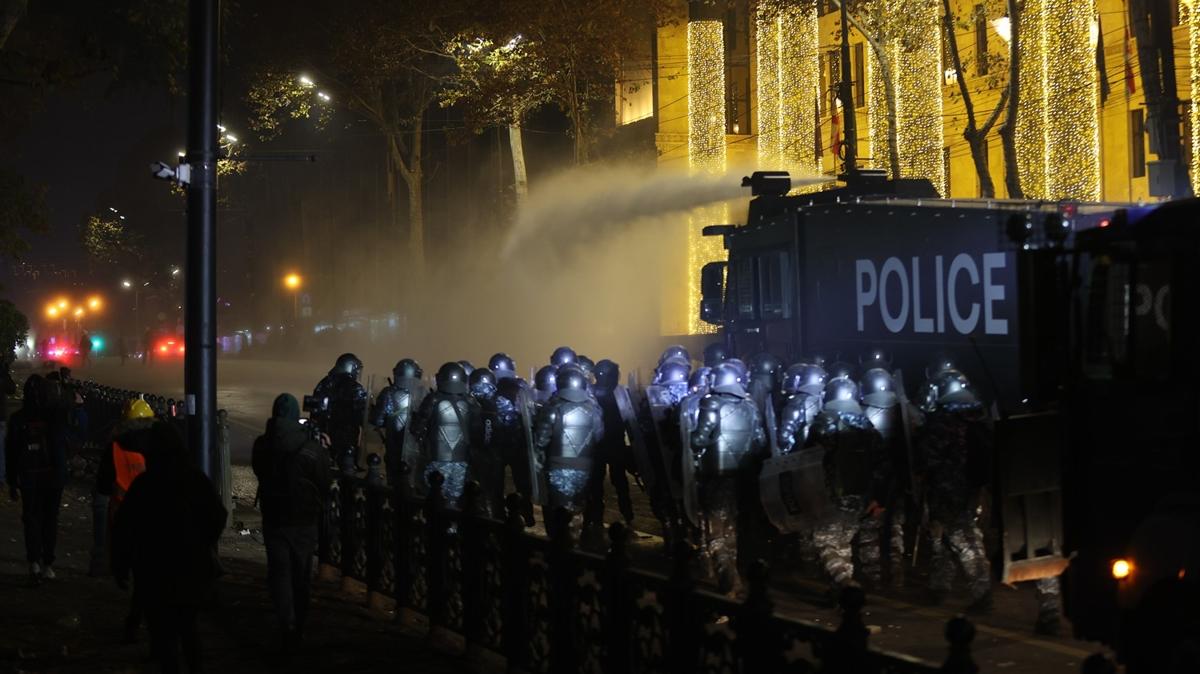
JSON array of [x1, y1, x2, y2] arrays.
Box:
[[150, 161, 191, 185]]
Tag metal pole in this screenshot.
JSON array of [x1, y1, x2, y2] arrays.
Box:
[[838, 0, 858, 177], [185, 0, 219, 479]]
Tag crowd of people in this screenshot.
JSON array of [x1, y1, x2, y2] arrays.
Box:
[[305, 342, 1065, 638]]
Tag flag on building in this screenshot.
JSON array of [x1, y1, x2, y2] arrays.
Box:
[[1124, 23, 1136, 95], [1096, 15, 1110, 103], [830, 100, 842, 164]]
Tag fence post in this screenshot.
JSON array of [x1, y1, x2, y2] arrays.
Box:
[[820, 586, 871, 674], [602, 522, 633, 674], [425, 471, 448, 634], [665, 542, 700, 674], [735, 560, 785, 673], [216, 409, 232, 529], [501, 493, 530, 672], [460, 481, 485, 648], [548, 507, 578, 674], [940, 616, 978, 674], [393, 461, 414, 622]]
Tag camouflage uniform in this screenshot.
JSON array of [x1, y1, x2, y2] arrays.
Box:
[[915, 402, 993, 603], [806, 411, 889, 588]]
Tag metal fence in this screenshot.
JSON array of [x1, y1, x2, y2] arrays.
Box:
[[76, 380, 980, 674]]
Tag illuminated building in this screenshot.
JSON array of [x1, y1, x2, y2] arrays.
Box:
[[644, 0, 1194, 336]]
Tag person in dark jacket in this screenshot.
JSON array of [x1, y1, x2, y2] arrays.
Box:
[[0, 358, 17, 489], [251, 393, 331, 650], [6, 374, 68, 582], [113, 421, 226, 674]]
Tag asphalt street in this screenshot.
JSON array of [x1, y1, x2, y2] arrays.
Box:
[[68, 355, 1114, 673]]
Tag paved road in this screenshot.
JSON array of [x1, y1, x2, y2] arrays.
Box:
[[74, 356, 1113, 672]]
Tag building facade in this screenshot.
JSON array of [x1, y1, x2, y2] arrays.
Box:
[[633, 0, 1197, 335]]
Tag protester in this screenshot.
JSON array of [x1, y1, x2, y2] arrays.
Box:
[[252, 393, 331, 652], [0, 357, 17, 490], [6, 374, 68, 582], [113, 421, 226, 674]]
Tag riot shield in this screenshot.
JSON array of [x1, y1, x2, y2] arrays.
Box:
[[759, 447, 829, 534], [516, 385, 545, 505], [613, 385, 656, 493], [996, 411, 1069, 584], [764, 393, 781, 458], [645, 388, 683, 500], [678, 397, 701, 528]]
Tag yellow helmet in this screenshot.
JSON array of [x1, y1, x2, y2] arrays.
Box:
[[125, 398, 154, 421]]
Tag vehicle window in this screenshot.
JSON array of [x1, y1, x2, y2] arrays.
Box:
[[758, 252, 791, 319], [1080, 255, 1130, 379], [734, 256, 756, 319], [1080, 252, 1172, 381]]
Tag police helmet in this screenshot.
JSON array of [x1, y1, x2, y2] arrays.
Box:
[[576, 355, 595, 378], [725, 358, 749, 380], [803, 353, 831, 369], [469, 367, 497, 389], [658, 344, 690, 366], [827, 361, 857, 380], [688, 366, 713, 394], [593, 359, 620, 390], [749, 352, 783, 378], [925, 354, 957, 379], [535, 365, 559, 393], [653, 359, 690, 386], [919, 369, 980, 412], [555, 365, 589, 393], [550, 346, 577, 367], [392, 358, 423, 382], [859, 368, 898, 409], [333, 353, 363, 379], [488, 353, 517, 378], [859, 348, 893, 371], [703, 342, 729, 367], [435, 362, 469, 395], [456, 360, 475, 376], [823, 376, 863, 414], [711, 363, 746, 394], [781, 364, 827, 396]]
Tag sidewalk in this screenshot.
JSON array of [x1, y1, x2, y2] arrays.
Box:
[[0, 479, 472, 673]]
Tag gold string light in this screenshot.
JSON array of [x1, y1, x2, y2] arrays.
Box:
[[779, 6, 822, 177], [1015, 0, 1047, 199], [1189, 0, 1200, 194], [1042, 0, 1100, 200], [687, 19, 726, 335], [867, 39, 893, 174], [893, 0, 946, 194], [756, 7, 781, 165]]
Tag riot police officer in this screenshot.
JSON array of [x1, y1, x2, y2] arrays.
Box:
[[689, 363, 766, 595], [914, 369, 993, 612], [370, 359, 425, 488], [411, 362, 483, 509], [532, 366, 604, 536], [496, 376, 536, 525], [777, 363, 827, 453], [858, 367, 917, 589], [638, 358, 691, 547], [859, 347, 893, 372], [310, 353, 369, 472], [585, 359, 636, 527], [806, 376, 890, 592], [468, 367, 507, 517], [457, 360, 475, 376], [658, 345, 691, 367], [747, 352, 782, 418]]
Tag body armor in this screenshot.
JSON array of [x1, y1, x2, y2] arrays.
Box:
[[778, 392, 823, 451], [533, 384, 604, 512], [419, 395, 478, 463], [691, 391, 765, 476]]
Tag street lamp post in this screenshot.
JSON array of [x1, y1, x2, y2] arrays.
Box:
[[283, 272, 302, 322]]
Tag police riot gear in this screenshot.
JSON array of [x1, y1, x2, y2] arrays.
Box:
[[859, 368, 899, 441], [312, 359, 369, 471], [747, 352, 782, 417], [468, 367, 497, 392], [411, 367, 483, 508], [687, 367, 712, 395], [689, 377, 766, 595], [436, 362, 469, 396], [371, 359, 426, 487], [778, 364, 828, 452], [488, 353, 517, 379], [658, 344, 690, 366], [575, 355, 595, 379], [652, 359, 690, 389], [859, 348, 893, 371], [918, 369, 980, 414], [585, 360, 636, 525], [823, 376, 863, 416], [550, 346, 577, 367], [924, 354, 957, 379], [803, 353, 831, 369], [393, 358, 423, 381], [456, 360, 475, 376], [533, 377, 604, 527], [827, 361, 857, 381], [593, 359, 619, 390], [857, 367, 909, 588], [724, 358, 749, 382], [703, 342, 730, 368], [781, 363, 827, 397], [468, 366, 506, 516], [710, 362, 745, 394], [555, 365, 589, 395]]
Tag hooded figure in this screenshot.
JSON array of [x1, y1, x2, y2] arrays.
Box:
[[252, 393, 331, 650], [6, 375, 68, 582], [113, 421, 226, 674]]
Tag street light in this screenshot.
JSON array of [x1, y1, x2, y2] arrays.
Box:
[[73, 307, 85, 318], [122, 279, 133, 289], [283, 273, 302, 321], [87, 296, 103, 311], [46, 305, 59, 319]]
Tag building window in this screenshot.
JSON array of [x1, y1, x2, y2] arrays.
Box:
[[974, 4, 988, 76], [854, 43, 865, 108], [725, 0, 751, 134], [1130, 109, 1146, 178]]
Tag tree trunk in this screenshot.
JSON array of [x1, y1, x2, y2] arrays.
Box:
[[406, 113, 425, 281], [508, 123, 528, 207], [998, 0, 1023, 198], [966, 132, 996, 198], [0, 0, 27, 50], [941, 0, 1006, 198]]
